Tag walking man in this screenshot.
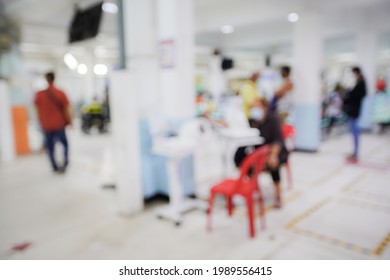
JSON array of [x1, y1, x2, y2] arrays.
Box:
[[34, 72, 72, 173]]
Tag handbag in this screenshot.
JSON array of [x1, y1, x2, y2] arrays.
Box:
[[46, 90, 71, 126]]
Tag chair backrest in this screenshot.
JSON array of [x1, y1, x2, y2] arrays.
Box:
[[281, 124, 295, 140], [237, 145, 270, 190], [282, 124, 295, 151]]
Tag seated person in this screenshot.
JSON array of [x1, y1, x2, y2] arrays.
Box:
[[234, 98, 288, 208], [81, 97, 105, 132], [324, 83, 343, 134]]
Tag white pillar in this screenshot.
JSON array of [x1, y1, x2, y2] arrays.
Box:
[[209, 54, 226, 98], [0, 80, 16, 162], [109, 0, 160, 214], [292, 12, 323, 151], [110, 72, 143, 215], [156, 0, 195, 119], [83, 50, 95, 102], [124, 0, 159, 118], [356, 19, 378, 129], [357, 18, 377, 97]]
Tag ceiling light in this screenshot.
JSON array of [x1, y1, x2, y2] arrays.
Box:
[[94, 64, 108, 75], [288, 13, 299, 23], [64, 53, 78, 70], [77, 64, 88, 75], [221, 25, 234, 34], [102, 2, 118, 14]]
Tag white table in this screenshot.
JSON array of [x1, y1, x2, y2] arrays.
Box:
[[217, 128, 264, 177], [152, 137, 202, 226]]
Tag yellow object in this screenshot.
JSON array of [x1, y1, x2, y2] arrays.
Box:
[[83, 101, 103, 115], [207, 100, 217, 113], [239, 80, 261, 118]]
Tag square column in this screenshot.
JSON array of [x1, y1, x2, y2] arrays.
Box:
[[0, 81, 16, 162], [209, 53, 227, 98], [156, 0, 195, 119], [110, 72, 143, 215], [292, 12, 323, 151], [123, 0, 159, 117], [110, 0, 159, 214], [356, 19, 378, 130]]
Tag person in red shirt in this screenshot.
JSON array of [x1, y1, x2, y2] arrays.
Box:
[[34, 72, 72, 173]]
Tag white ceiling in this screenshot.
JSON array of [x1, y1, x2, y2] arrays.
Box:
[[195, 0, 390, 32], [3, 0, 115, 30], [6, 0, 390, 32], [196, 0, 390, 49], [3, 0, 390, 60]]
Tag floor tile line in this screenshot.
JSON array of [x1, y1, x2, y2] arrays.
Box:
[[337, 197, 390, 214], [292, 227, 372, 256], [286, 198, 331, 230], [233, 190, 303, 216], [373, 232, 390, 256], [344, 189, 390, 204], [262, 234, 299, 260], [312, 166, 344, 186], [341, 172, 369, 192]]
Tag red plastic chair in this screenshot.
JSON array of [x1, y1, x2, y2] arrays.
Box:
[[207, 145, 270, 238], [281, 124, 295, 190]]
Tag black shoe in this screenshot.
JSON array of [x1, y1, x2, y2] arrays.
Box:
[[54, 166, 67, 174]]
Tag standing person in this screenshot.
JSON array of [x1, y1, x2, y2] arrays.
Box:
[[343, 67, 367, 163], [34, 72, 72, 173], [270, 66, 294, 122], [239, 71, 261, 118]]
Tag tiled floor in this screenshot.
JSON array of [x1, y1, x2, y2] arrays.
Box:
[[0, 129, 389, 259]]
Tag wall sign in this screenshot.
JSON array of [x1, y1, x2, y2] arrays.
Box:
[[159, 39, 175, 69]]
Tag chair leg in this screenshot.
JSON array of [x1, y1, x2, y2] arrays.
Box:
[[246, 196, 255, 238], [207, 193, 215, 232], [227, 195, 234, 217], [257, 190, 266, 230], [286, 162, 293, 190]]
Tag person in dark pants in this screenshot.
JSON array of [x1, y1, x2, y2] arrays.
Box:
[[343, 67, 367, 163], [34, 72, 72, 173], [234, 98, 288, 208]]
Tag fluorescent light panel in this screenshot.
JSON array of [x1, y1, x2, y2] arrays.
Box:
[[64, 53, 78, 70], [288, 13, 299, 23], [94, 64, 108, 75], [221, 25, 234, 34], [77, 64, 88, 75], [102, 2, 118, 14]]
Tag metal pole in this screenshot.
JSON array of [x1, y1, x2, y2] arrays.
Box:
[[117, 0, 126, 69]]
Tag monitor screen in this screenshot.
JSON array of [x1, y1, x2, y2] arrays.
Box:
[[221, 58, 234, 71], [69, 2, 103, 43]]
